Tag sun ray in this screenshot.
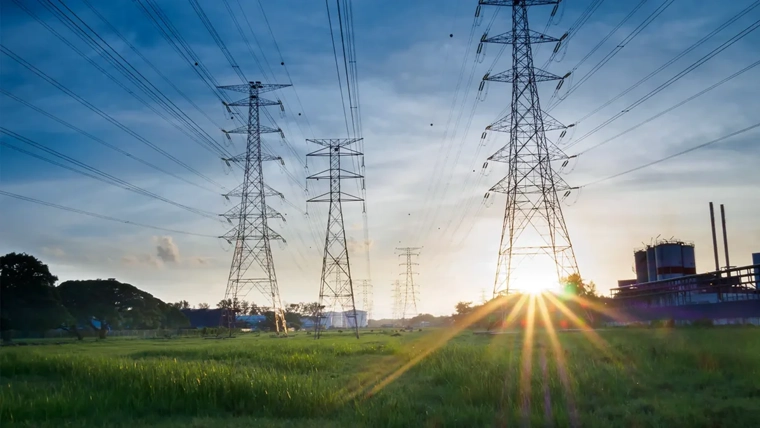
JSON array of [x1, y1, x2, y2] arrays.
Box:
[[352, 294, 525, 399], [519, 295, 536, 425], [536, 294, 579, 427], [542, 293, 620, 363]]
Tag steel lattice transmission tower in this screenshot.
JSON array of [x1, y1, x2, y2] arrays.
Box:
[[397, 247, 421, 321], [219, 81, 291, 334], [391, 280, 402, 322], [479, 0, 579, 297], [307, 138, 364, 339], [359, 280, 373, 321]]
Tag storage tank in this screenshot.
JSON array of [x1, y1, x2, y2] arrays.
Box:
[[753, 252, 760, 287], [681, 244, 696, 275], [634, 249, 648, 283], [655, 242, 685, 280], [646, 246, 657, 282]]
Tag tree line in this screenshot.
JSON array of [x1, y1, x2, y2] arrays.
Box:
[[0, 252, 330, 342], [0, 252, 193, 342]]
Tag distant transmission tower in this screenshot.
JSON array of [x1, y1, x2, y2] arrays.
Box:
[[219, 81, 291, 334], [480, 0, 579, 296], [359, 280, 373, 321], [391, 280, 402, 322], [397, 247, 421, 321], [307, 138, 364, 339]]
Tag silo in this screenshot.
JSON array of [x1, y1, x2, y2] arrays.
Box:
[[646, 246, 657, 282], [681, 244, 696, 275], [634, 250, 648, 283], [655, 242, 685, 280], [753, 253, 760, 286]]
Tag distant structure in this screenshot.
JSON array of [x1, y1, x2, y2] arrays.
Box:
[[218, 81, 290, 335], [307, 138, 364, 339], [181, 308, 225, 329], [359, 279, 373, 321], [397, 247, 421, 321], [633, 240, 696, 283], [478, 0, 579, 297], [609, 203, 760, 325], [303, 310, 368, 330], [391, 279, 402, 322]]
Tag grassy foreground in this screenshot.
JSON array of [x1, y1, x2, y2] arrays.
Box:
[[2, 328, 760, 427]]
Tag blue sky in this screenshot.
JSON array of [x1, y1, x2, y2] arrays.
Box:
[[1, 0, 759, 318]]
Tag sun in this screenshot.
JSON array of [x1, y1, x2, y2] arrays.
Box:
[[513, 272, 561, 295], [525, 285, 547, 295]]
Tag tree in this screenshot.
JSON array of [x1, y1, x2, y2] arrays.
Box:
[[159, 303, 190, 329], [284, 311, 301, 330], [197, 302, 210, 309], [170, 300, 190, 310], [58, 279, 165, 339], [561, 274, 598, 298], [299, 302, 322, 320], [239, 300, 251, 315], [248, 302, 263, 315], [455, 301, 474, 316], [0, 253, 71, 342]]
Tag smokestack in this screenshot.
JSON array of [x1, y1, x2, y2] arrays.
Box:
[[720, 204, 730, 270], [709, 202, 720, 271]]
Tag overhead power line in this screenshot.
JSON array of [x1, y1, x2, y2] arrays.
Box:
[[570, 0, 760, 125], [0, 45, 223, 189], [567, 17, 760, 149], [325, 0, 351, 137], [32, 0, 230, 158], [0, 128, 220, 221], [80, 0, 222, 130], [577, 58, 760, 155], [582, 122, 760, 187], [0, 190, 217, 238], [548, 0, 675, 110], [0, 89, 216, 193]]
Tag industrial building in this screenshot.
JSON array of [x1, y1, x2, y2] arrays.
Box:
[[302, 310, 368, 329], [607, 203, 760, 325]]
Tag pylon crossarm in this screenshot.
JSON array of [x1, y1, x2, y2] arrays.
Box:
[[219, 83, 291, 93], [227, 96, 280, 107], [224, 125, 281, 134], [479, 0, 559, 6], [483, 30, 559, 45]]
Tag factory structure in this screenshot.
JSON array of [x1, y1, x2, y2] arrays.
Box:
[[606, 203, 760, 325]]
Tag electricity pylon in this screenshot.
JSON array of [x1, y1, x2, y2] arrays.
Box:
[[396, 247, 421, 321], [479, 0, 579, 297], [359, 279, 373, 321], [307, 138, 364, 339], [218, 81, 290, 334], [391, 280, 402, 322]]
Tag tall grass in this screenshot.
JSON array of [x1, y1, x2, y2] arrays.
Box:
[[2, 329, 760, 427]]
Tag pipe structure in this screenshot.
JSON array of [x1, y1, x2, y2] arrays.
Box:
[[709, 202, 720, 271], [720, 204, 730, 271]]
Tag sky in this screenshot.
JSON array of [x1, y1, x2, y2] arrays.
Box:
[[1, 0, 759, 319]]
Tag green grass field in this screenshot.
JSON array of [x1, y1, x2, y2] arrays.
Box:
[[2, 328, 759, 427]]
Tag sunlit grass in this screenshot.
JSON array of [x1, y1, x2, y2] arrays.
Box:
[[1, 326, 760, 427]]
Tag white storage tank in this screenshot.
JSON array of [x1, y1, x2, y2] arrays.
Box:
[[681, 244, 696, 275], [655, 242, 685, 280]]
